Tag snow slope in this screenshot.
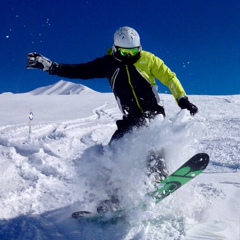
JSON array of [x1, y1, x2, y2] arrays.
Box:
[[0, 80, 239, 240]]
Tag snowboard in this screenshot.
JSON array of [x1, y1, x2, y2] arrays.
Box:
[[150, 152, 209, 203], [72, 153, 209, 221]]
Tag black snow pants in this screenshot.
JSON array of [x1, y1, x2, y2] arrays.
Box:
[[109, 105, 165, 144]]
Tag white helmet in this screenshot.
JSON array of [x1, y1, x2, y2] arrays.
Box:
[[113, 26, 141, 48]]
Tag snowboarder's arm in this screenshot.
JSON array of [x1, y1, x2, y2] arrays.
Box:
[[136, 51, 198, 115], [150, 54, 186, 100], [151, 58, 198, 115], [26, 52, 107, 79]]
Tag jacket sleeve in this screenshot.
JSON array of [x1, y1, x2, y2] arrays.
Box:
[[49, 56, 108, 79], [149, 53, 187, 100]]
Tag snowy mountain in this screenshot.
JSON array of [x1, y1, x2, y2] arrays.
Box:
[[0, 81, 239, 240], [29, 80, 97, 95]]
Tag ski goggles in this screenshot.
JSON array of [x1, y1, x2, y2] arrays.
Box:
[[118, 47, 140, 57]]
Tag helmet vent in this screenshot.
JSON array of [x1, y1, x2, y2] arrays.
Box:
[[113, 26, 141, 48]]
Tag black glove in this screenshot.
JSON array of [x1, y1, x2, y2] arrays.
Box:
[[26, 52, 53, 71], [178, 97, 198, 116]]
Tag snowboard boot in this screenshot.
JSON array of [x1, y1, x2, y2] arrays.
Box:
[[146, 149, 169, 183], [97, 195, 120, 214]]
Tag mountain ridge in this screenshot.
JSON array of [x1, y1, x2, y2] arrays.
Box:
[[29, 80, 97, 95]]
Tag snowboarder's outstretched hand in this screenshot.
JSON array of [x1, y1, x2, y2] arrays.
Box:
[[26, 53, 53, 72], [178, 97, 198, 116]]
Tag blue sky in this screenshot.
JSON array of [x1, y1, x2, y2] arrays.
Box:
[[1, 0, 239, 95]]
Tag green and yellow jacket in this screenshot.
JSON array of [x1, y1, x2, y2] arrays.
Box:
[[50, 50, 187, 117]]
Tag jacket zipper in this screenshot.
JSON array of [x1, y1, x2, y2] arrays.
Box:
[[125, 65, 144, 113]]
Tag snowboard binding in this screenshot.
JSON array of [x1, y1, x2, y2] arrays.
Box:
[[97, 195, 120, 214], [146, 149, 169, 183]]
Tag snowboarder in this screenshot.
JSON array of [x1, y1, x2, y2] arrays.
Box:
[[26, 26, 198, 144], [26, 26, 199, 214]]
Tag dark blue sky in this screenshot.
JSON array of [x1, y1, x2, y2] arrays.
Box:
[[1, 0, 239, 95]]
